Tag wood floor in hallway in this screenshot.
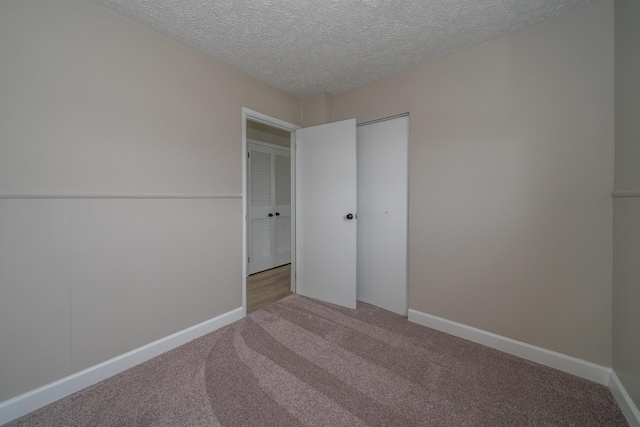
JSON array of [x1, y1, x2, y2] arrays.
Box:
[[246, 264, 292, 314]]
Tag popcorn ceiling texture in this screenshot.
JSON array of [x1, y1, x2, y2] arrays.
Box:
[[91, 0, 601, 98]]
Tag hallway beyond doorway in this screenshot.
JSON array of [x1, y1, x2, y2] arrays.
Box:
[[247, 264, 292, 313]]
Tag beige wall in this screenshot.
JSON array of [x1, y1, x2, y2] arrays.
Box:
[[614, 0, 640, 192], [301, 92, 333, 127], [334, 0, 615, 365], [613, 0, 640, 409], [0, 0, 299, 196], [0, 0, 300, 402]]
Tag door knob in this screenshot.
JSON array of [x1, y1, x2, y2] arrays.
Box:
[[275, 212, 280, 216], [345, 213, 354, 220], [268, 213, 273, 217]]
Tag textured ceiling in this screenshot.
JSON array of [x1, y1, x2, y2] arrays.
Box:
[[91, 0, 601, 98]]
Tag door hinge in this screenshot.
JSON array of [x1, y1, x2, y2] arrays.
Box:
[[247, 152, 250, 158], [247, 257, 250, 263]]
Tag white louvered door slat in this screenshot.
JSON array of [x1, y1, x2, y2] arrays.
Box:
[[250, 219, 272, 257], [275, 153, 291, 206], [250, 150, 272, 207]]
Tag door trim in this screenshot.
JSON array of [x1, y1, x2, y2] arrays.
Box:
[[242, 108, 300, 316]]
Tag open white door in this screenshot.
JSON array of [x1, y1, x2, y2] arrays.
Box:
[[295, 119, 357, 309]]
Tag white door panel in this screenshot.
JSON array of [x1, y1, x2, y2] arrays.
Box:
[[357, 116, 408, 315], [296, 119, 357, 309]]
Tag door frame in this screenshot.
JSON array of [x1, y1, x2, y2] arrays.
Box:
[[242, 108, 300, 316]]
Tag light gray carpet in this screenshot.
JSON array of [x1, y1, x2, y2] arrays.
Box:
[[5, 294, 627, 426]]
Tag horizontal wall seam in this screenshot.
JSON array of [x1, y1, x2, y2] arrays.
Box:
[[612, 190, 640, 198], [0, 194, 243, 200]]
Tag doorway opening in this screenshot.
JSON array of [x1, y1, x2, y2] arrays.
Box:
[[246, 264, 291, 314], [242, 109, 407, 316], [242, 109, 300, 315]]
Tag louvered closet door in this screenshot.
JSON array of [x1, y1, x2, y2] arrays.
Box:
[[248, 143, 291, 275], [248, 144, 274, 274], [273, 149, 291, 267]]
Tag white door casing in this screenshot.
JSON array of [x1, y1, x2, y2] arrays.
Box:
[[295, 119, 358, 309]]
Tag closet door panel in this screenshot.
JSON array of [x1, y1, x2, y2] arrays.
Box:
[[274, 149, 291, 267], [356, 116, 408, 316], [250, 217, 273, 274], [369, 116, 408, 315], [248, 145, 274, 274]]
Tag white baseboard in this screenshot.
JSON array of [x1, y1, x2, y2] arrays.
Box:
[[408, 309, 611, 385], [0, 307, 244, 426], [609, 371, 640, 427], [408, 308, 640, 425]]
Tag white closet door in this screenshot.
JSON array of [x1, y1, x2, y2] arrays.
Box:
[[273, 149, 291, 267], [248, 143, 292, 275], [248, 145, 274, 274], [357, 116, 408, 315]]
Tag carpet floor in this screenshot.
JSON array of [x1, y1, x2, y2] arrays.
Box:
[[6, 294, 627, 426]]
